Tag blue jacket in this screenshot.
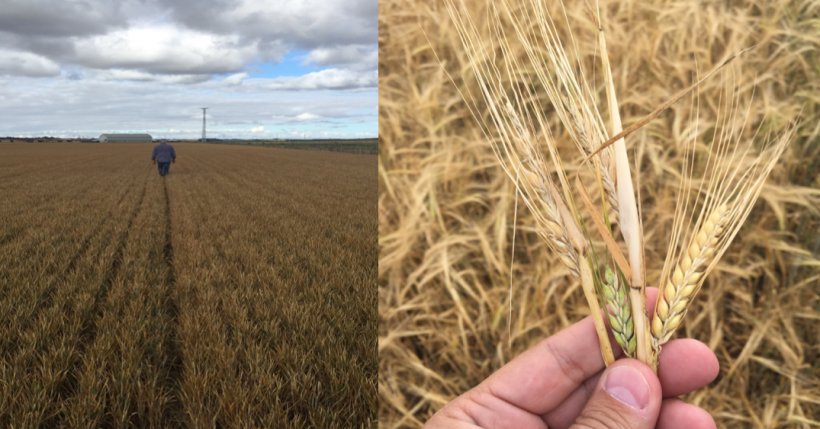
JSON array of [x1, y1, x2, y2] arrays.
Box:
[[151, 143, 176, 163]]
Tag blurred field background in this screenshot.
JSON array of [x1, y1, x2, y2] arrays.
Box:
[[378, 0, 818, 427], [0, 142, 376, 427]]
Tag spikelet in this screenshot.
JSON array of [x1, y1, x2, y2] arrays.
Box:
[[600, 162, 619, 224]]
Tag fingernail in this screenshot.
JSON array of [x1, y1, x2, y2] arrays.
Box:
[[604, 365, 650, 410]]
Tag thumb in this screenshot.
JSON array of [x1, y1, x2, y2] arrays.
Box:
[[571, 359, 662, 429]]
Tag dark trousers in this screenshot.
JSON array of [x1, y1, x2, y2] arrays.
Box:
[[157, 162, 171, 176]]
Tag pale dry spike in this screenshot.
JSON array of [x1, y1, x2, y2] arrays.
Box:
[[503, 101, 582, 277], [496, 0, 615, 205], [446, 0, 623, 366], [652, 203, 729, 345], [443, 14, 585, 282], [604, 267, 636, 357], [481, 0, 619, 237], [573, 113, 620, 224], [521, 169, 579, 277], [454, 0, 616, 262]]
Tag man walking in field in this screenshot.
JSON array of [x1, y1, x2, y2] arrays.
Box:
[[151, 140, 176, 177]]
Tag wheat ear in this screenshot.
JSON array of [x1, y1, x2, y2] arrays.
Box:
[[604, 267, 636, 357], [652, 204, 728, 344], [651, 76, 796, 348]]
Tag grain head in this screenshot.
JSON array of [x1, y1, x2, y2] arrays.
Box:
[[652, 79, 797, 348]]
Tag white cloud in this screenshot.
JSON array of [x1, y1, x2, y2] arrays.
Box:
[[0, 48, 60, 77], [223, 72, 248, 85], [93, 69, 210, 84], [306, 44, 377, 69], [0, 71, 377, 138], [250, 125, 265, 133], [73, 24, 256, 74], [264, 68, 376, 90], [294, 113, 319, 121]]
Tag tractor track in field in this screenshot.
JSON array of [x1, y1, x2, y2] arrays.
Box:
[[52, 176, 148, 417], [161, 178, 184, 427]]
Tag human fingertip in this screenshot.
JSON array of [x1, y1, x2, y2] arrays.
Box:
[[657, 399, 716, 429], [604, 364, 651, 409], [573, 359, 662, 429], [660, 338, 720, 386]]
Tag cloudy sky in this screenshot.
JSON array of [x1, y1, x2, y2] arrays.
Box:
[[0, 0, 377, 139]]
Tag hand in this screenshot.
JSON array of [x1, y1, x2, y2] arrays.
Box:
[[172, 159, 176, 163], [424, 288, 719, 429]]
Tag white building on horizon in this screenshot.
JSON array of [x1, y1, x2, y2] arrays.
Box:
[[99, 133, 153, 143]]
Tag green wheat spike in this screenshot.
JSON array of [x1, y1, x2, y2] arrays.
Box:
[[604, 266, 636, 357]]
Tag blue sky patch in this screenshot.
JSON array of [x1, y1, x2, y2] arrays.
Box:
[[247, 50, 322, 78]]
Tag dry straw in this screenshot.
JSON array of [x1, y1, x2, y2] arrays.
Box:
[[379, 0, 819, 426]]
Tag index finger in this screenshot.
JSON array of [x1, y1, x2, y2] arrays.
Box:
[[477, 288, 659, 415]]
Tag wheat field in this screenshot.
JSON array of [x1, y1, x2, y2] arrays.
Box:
[[379, 0, 819, 427], [0, 142, 376, 427]]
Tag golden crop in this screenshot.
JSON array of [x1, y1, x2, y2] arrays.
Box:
[[0, 142, 376, 428]]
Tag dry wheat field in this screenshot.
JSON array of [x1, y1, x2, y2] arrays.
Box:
[[0, 142, 376, 428], [379, 0, 818, 428]]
